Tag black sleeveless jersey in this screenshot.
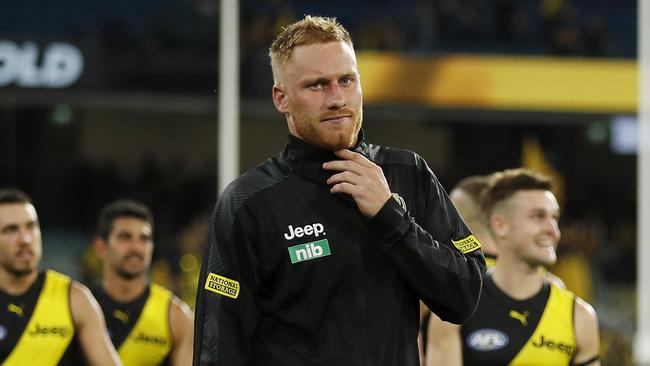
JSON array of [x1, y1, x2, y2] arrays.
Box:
[[91, 284, 149, 349]]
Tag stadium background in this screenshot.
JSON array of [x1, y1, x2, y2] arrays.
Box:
[[0, 0, 639, 364]]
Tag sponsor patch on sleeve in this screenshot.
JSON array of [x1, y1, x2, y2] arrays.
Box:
[[452, 235, 482, 254], [204, 273, 240, 299]]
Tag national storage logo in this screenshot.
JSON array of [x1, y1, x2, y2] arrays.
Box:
[[288, 239, 331, 264], [452, 235, 482, 254], [204, 273, 240, 299]]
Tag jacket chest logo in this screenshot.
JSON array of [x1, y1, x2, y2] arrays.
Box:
[[284, 223, 331, 264], [287, 239, 331, 264], [283, 223, 325, 240]]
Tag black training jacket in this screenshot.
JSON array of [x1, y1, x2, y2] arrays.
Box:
[[193, 131, 486, 366]]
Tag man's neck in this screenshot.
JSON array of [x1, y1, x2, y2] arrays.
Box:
[[102, 270, 147, 303], [492, 257, 544, 300], [0, 268, 39, 296]]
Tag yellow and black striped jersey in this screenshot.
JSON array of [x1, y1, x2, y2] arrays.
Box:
[[461, 274, 576, 365], [91, 283, 173, 366], [0, 270, 76, 366]]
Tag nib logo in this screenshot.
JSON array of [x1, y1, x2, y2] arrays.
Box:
[[288, 239, 331, 264]]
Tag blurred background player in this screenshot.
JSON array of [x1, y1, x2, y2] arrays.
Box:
[[91, 199, 193, 366], [426, 169, 600, 365], [422, 173, 567, 364], [448, 175, 498, 264], [0, 188, 121, 366]]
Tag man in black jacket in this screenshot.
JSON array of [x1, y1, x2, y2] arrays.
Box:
[[192, 15, 486, 366]]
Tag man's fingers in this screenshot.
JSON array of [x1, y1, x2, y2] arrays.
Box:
[[330, 182, 357, 195], [327, 171, 361, 185], [323, 159, 365, 174]]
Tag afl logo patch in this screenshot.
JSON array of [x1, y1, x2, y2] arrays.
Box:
[[0, 324, 7, 341], [467, 329, 509, 351]]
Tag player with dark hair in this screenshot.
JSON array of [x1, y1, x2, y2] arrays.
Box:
[[91, 199, 193, 366], [0, 188, 121, 366]]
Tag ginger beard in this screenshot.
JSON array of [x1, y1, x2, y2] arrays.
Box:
[[288, 102, 363, 150]]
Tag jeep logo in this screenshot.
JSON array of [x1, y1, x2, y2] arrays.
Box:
[[28, 323, 71, 337], [283, 223, 325, 240], [531, 335, 575, 356], [133, 332, 169, 346]]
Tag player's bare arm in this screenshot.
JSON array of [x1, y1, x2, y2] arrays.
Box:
[[169, 296, 194, 366], [70, 282, 122, 366], [573, 297, 600, 366], [323, 149, 391, 218], [425, 312, 462, 366]]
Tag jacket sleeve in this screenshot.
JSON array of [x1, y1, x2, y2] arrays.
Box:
[[192, 185, 260, 366], [370, 159, 486, 324]]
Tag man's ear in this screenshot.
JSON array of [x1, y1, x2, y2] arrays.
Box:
[[272, 85, 289, 113], [94, 236, 107, 259], [490, 213, 508, 240]]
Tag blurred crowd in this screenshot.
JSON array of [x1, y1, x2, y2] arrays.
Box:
[[1, 0, 634, 95], [240, 0, 634, 97]]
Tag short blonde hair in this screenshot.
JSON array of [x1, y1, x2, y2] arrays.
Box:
[[269, 15, 353, 83]]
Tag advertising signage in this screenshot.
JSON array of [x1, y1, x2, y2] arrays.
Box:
[[0, 41, 84, 88], [0, 0, 218, 94]]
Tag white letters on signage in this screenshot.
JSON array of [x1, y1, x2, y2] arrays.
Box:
[[0, 41, 84, 88]]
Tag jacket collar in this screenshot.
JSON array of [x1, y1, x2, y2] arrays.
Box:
[[283, 129, 370, 185]]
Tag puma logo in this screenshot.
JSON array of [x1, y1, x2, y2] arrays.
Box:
[[8, 303, 24, 317], [113, 309, 130, 324], [509, 309, 529, 326]]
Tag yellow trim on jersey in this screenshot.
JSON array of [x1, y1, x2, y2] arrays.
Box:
[[118, 284, 173, 366], [2, 270, 74, 366], [485, 254, 497, 268], [509, 284, 576, 365]]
